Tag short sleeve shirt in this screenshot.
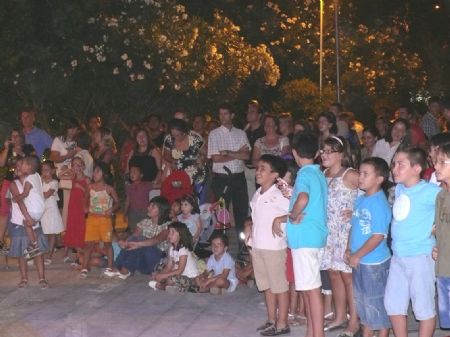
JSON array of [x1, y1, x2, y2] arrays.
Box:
[[286, 164, 328, 249], [24, 173, 45, 217], [391, 180, 440, 257], [350, 190, 392, 264], [206, 252, 238, 284], [169, 246, 200, 278], [137, 219, 169, 252]]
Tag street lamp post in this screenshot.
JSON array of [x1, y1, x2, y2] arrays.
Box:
[[334, 0, 341, 103], [319, 0, 324, 101]]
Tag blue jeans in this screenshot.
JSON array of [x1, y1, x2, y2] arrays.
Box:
[[115, 246, 162, 274], [352, 259, 391, 330], [437, 276, 450, 329]]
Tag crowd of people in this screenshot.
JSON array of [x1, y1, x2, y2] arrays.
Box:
[[1, 96, 450, 337]]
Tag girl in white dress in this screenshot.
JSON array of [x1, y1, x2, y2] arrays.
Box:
[[41, 161, 64, 265]]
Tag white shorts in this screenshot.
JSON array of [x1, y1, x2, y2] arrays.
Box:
[[291, 248, 322, 291]]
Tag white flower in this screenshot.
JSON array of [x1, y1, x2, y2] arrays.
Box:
[[82, 45, 90, 52], [129, 74, 136, 81], [13, 80, 18, 85], [126, 59, 133, 68], [124, 38, 130, 46], [143, 61, 152, 70], [159, 84, 165, 91], [96, 54, 106, 62], [121, 53, 128, 60], [137, 73, 145, 80], [71, 60, 77, 67], [50, 62, 57, 69], [174, 83, 181, 91], [87, 17, 95, 24], [31, 69, 37, 74], [113, 67, 120, 75], [159, 34, 167, 43], [172, 149, 183, 159]]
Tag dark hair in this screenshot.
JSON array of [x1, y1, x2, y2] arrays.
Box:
[[24, 155, 40, 173], [169, 221, 193, 251], [209, 232, 229, 247], [330, 102, 344, 113], [42, 160, 55, 170], [22, 144, 35, 156], [428, 96, 441, 105], [385, 118, 409, 143], [362, 126, 379, 139], [361, 157, 390, 186], [291, 133, 318, 159], [248, 99, 263, 115], [94, 161, 113, 185], [318, 112, 338, 135], [65, 117, 82, 131], [150, 196, 171, 226], [218, 102, 235, 115], [146, 113, 161, 122], [294, 119, 312, 134], [168, 118, 190, 134], [259, 154, 287, 179], [439, 143, 450, 158], [323, 136, 354, 168], [430, 132, 450, 147], [75, 131, 91, 150], [263, 114, 280, 130], [396, 146, 428, 175], [285, 160, 299, 183], [133, 127, 155, 152], [180, 194, 200, 214]]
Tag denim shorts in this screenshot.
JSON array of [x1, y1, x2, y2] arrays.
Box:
[[437, 276, 450, 329], [384, 255, 436, 320], [352, 259, 391, 330]]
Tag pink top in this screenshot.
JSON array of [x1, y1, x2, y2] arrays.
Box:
[[126, 181, 152, 213]]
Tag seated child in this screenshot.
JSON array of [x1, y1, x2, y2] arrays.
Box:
[[177, 194, 201, 243], [149, 221, 200, 292], [197, 232, 238, 294]]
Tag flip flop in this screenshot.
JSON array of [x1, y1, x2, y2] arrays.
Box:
[[323, 321, 347, 332]]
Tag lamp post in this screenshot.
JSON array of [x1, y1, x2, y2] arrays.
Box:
[[334, 0, 341, 103], [319, 0, 324, 101]]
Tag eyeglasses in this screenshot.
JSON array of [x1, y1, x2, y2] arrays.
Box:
[[319, 149, 338, 155], [436, 160, 450, 166]]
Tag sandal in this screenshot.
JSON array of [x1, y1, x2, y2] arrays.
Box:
[[18, 279, 28, 289], [79, 269, 88, 279], [256, 321, 275, 332], [39, 279, 49, 289], [324, 321, 347, 332]]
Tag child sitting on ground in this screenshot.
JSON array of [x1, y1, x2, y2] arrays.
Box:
[[149, 221, 200, 292], [197, 232, 238, 294], [177, 194, 202, 244], [170, 198, 181, 221]]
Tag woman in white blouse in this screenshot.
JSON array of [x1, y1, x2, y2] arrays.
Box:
[[372, 118, 409, 166], [252, 114, 290, 167]]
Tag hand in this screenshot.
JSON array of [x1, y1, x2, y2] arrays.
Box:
[[289, 212, 305, 224], [348, 254, 360, 268], [432, 246, 438, 261], [4, 139, 12, 149], [219, 150, 229, 156], [154, 273, 166, 283], [104, 208, 113, 216], [272, 216, 284, 238], [431, 225, 436, 236], [118, 240, 128, 249], [24, 217, 35, 227], [343, 249, 351, 264], [341, 209, 353, 222], [126, 241, 141, 250]]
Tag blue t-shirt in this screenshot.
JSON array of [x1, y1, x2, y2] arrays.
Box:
[[286, 164, 328, 249], [350, 190, 391, 264], [25, 127, 53, 158], [391, 180, 440, 257]]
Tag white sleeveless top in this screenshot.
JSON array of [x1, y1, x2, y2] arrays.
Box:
[[10, 180, 25, 225]]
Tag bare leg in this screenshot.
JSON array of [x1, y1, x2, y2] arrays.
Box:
[[34, 255, 45, 280], [418, 317, 435, 337], [18, 257, 28, 281], [264, 289, 277, 323], [82, 242, 94, 271], [328, 269, 348, 325], [47, 234, 56, 260], [276, 291, 290, 329], [378, 328, 390, 337], [303, 292, 313, 337], [390, 315, 408, 337], [323, 293, 334, 319], [342, 271, 359, 332], [104, 242, 113, 269], [304, 288, 325, 337], [289, 282, 298, 315], [0, 215, 8, 242]]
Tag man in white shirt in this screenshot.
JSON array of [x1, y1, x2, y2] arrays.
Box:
[[208, 103, 250, 246]]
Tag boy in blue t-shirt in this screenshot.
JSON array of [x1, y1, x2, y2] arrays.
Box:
[[346, 157, 392, 337], [385, 147, 440, 337], [273, 133, 327, 337]]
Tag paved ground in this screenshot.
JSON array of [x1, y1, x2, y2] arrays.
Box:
[[0, 252, 448, 337]]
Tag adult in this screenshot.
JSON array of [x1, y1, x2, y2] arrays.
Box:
[[375, 115, 389, 140], [293, 119, 313, 134], [114, 196, 171, 277], [395, 105, 426, 146], [20, 108, 52, 158], [87, 115, 102, 136], [244, 100, 265, 202], [441, 99, 450, 132], [192, 114, 207, 139], [208, 103, 250, 246], [92, 126, 117, 167], [317, 112, 338, 146], [279, 112, 294, 142], [372, 118, 409, 166], [360, 126, 378, 161], [162, 118, 206, 196], [421, 96, 442, 139], [252, 115, 290, 167], [127, 127, 160, 183], [329, 102, 349, 137], [0, 129, 26, 254], [145, 114, 166, 148], [49, 117, 83, 227]]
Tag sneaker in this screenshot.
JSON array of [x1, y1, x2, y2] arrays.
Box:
[[44, 259, 52, 265], [117, 272, 131, 280], [103, 268, 121, 277], [148, 280, 158, 290]]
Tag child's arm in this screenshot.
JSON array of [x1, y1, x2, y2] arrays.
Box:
[[193, 216, 202, 243], [43, 188, 56, 199], [289, 192, 308, 224], [204, 268, 230, 286], [347, 234, 385, 268], [154, 254, 187, 281], [12, 181, 32, 202], [105, 185, 120, 216], [10, 182, 35, 226]]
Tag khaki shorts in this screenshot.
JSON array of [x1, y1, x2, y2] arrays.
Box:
[[85, 215, 113, 243], [251, 248, 288, 294], [291, 248, 322, 291]]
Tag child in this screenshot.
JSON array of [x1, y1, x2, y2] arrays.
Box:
[[236, 217, 255, 286], [9, 157, 49, 288], [320, 136, 359, 336], [385, 147, 440, 337], [250, 154, 290, 336], [432, 143, 450, 331], [346, 157, 392, 337], [274, 132, 327, 337], [64, 157, 90, 263], [149, 221, 200, 292], [40, 160, 64, 264], [75, 131, 94, 179], [13, 155, 46, 259], [124, 163, 152, 233], [177, 194, 201, 243], [424, 133, 450, 184], [105, 196, 171, 279], [170, 198, 181, 221], [197, 232, 238, 294], [80, 161, 120, 278]]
